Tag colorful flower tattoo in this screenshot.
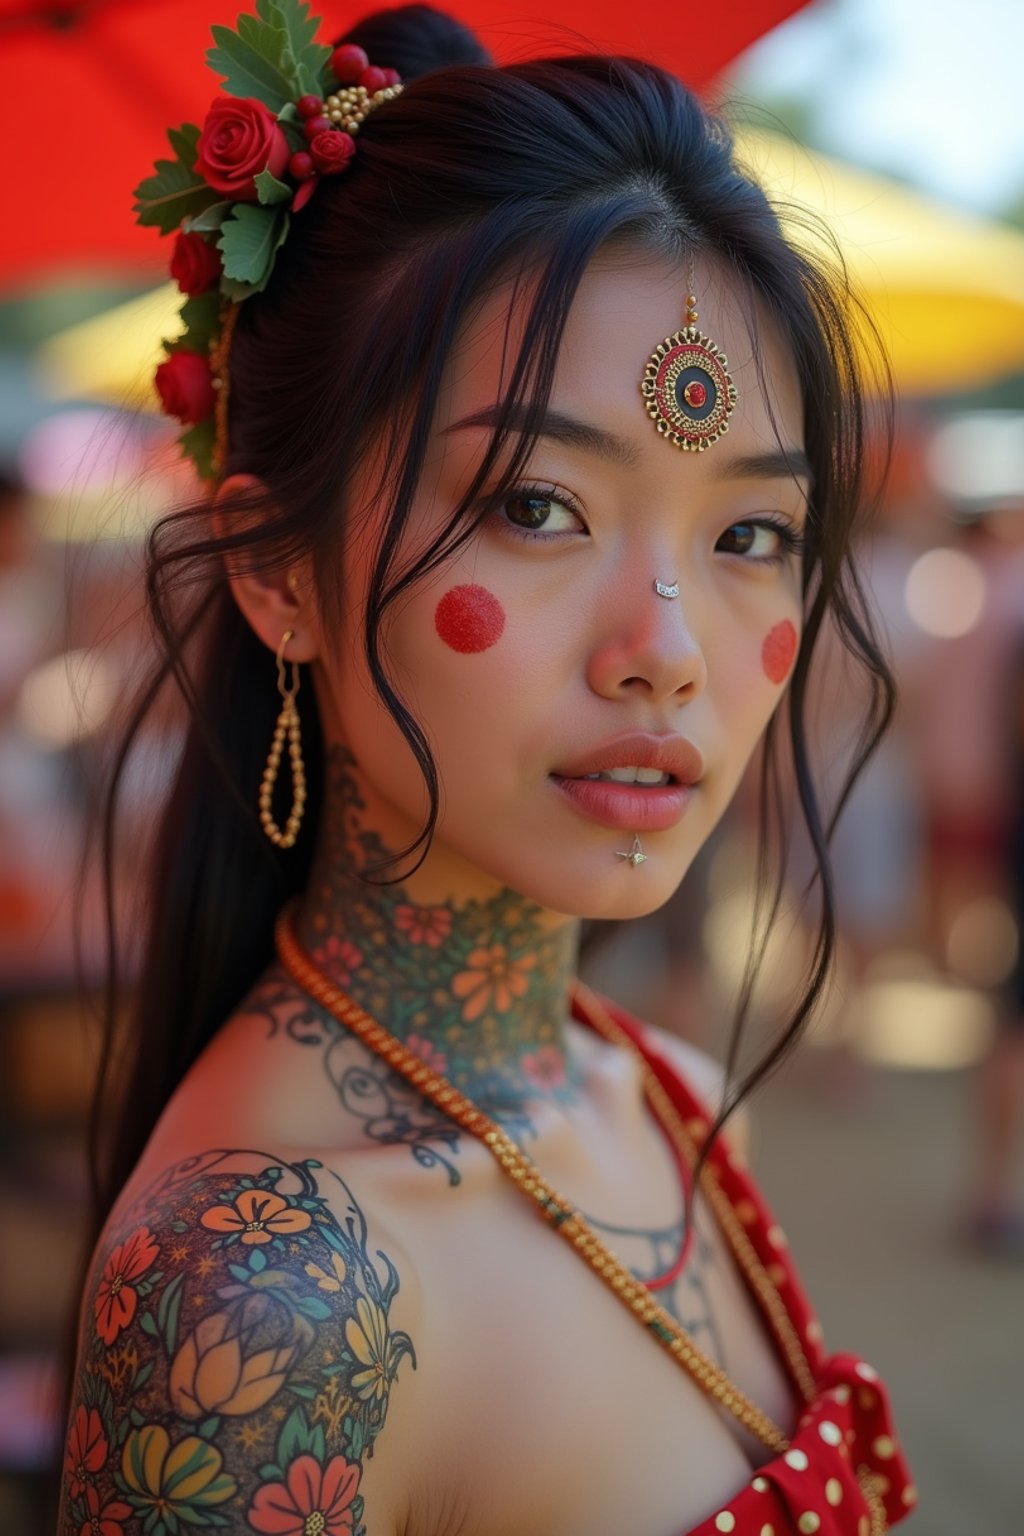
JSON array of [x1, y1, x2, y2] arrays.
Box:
[[59, 1154, 415, 1536], [239, 744, 583, 1185]]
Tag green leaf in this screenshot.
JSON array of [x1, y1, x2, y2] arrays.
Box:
[[198, 1415, 221, 1439], [179, 420, 217, 483], [207, 20, 295, 110], [157, 1271, 186, 1356], [259, 1462, 283, 1480], [255, 168, 293, 206], [133, 1361, 154, 1392], [179, 292, 221, 347], [218, 275, 259, 312], [218, 204, 289, 291], [167, 122, 201, 168], [139, 1311, 159, 1337], [258, 0, 330, 97], [294, 1292, 332, 1319], [184, 201, 233, 234], [248, 1248, 268, 1273], [133, 159, 218, 236], [276, 1406, 316, 1466]]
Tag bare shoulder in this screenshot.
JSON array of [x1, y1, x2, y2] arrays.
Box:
[[58, 1142, 421, 1536], [149, 961, 418, 1156], [638, 1021, 752, 1158]]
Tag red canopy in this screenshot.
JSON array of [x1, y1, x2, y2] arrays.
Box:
[[0, 0, 809, 292]]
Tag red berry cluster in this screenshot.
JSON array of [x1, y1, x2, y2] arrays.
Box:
[[329, 43, 401, 90], [288, 46, 400, 186]]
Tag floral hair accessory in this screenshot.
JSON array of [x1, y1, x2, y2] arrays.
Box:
[[133, 2, 402, 482]]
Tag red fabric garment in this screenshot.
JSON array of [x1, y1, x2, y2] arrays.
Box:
[[572, 992, 918, 1535]]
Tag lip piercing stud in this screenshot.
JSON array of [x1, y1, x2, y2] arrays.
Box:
[[615, 834, 648, 868], [654, 579, 680, 599]]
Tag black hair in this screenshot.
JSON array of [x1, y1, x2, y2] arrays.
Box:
[[80, 2, 894, 1275]]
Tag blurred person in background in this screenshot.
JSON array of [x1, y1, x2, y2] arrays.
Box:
[[967, 629, 1024, 1253], [56, 6, 917, 1533], [909, 516, 1024, 964], [0, 467, 61, 945]]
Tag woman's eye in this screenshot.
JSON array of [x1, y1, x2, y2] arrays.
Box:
[[500, 489, 584, 538], [716, 519, 804, 562]]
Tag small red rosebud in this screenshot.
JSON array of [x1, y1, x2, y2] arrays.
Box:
[[296, 94, 324, 119], [302, 115, 333, 142], [169, 230, 221, 297], [358, 65, 387, 93], [310, 130, 356, 176], [289, 151, 316, 181], [379, 67, 401, 87], [330, 44, 369, 84], [154, 350, 216, 426]]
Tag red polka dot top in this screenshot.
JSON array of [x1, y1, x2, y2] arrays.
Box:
[[573, 992, 917, 1536]]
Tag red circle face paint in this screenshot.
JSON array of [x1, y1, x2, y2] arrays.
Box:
[[434, 584, 506, 654], [762, 619, 798, 684]]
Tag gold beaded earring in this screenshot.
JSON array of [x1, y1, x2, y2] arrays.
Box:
[[258, 628, 306, 848]]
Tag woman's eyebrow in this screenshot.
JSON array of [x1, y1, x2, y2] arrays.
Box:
[[710, 448, 812, 485], [444, 405, 643, 469]]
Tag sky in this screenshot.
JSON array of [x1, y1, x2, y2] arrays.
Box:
[[731, 0, 1024, 217]]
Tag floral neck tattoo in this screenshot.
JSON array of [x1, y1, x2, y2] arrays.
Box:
[[292, 745, 581, 1120]]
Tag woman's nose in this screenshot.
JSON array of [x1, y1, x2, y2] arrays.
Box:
[[586, 576, 708, 705]]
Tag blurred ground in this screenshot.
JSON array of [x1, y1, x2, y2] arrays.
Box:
[[755, 1055, 1020, 1534]]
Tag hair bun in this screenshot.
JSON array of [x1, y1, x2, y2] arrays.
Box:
[[337, 4, 491, 80]]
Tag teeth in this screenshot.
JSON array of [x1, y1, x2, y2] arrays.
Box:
[[581, 766, 671, 785]]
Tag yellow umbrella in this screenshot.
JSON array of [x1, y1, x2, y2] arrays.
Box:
[[734, 130, 1024, 394], [37, 128, 1024, 402]]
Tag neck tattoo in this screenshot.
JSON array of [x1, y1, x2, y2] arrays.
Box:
[[293, 745, 581, 1119]]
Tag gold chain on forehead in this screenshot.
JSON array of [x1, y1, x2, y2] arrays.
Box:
[[640, 249, 738, 451]]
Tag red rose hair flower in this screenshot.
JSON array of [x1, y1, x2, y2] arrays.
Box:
[[194, 96, 290, 200], [309, 130, 356, 176], [170, 231, 222, 297], [154, 351, 217, 426]]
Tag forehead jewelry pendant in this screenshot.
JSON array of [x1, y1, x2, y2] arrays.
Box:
[[640, 277, 737, 452], [654, 579, 680, 599], [615, 834, 648, 868]]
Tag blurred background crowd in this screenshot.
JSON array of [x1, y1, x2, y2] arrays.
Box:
[[1, 0, 1022, 1529]]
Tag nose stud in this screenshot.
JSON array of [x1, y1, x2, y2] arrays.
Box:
[[654, 579, 680, 600]]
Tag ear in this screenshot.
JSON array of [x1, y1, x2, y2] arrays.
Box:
[[211, 473, 320, 663]]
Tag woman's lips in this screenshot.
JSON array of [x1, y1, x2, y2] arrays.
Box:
[[550, 774, 695, 831]]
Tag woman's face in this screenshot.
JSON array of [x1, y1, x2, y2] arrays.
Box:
[[313, 250, 808, 919]]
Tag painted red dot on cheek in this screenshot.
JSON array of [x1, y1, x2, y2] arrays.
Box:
[[762, 619, 798, 685], [434, 584, 506, 654]]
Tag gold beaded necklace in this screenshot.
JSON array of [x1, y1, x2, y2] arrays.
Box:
[[275, 899, 810, 1454]]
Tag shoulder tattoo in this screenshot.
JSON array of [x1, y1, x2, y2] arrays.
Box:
[[60, 1151, 415, 1536]]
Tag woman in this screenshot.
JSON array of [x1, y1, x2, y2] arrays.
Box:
[[59, 5, 913, 1533]]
